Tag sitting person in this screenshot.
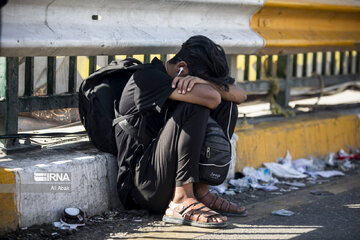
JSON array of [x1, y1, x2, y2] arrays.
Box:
[[115, 35, 247, 228]]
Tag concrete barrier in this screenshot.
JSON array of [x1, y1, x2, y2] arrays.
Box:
[[0, 140, 120, 233], [235, 112, 360, 171]]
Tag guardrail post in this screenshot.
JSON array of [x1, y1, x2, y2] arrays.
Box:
[[226, 54, 237, 80], [274, 54, 292, 108], [47, 56, 56, 95], [0, 57, 19, 151], [68, 56, 77, 93], [24, 57, 34, 96]]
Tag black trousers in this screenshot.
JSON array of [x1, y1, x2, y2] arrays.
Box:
[[131, 101, 237, 214]]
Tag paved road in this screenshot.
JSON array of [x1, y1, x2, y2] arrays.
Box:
[[118, 173, 360, 240], [197, 174, 360, 240]]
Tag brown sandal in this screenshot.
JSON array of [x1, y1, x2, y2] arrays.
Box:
[[197, 191, 248, 217], [162, 198, 228, 228]]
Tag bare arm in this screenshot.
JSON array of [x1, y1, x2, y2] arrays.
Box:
[[209, 83, 247, 104], [169, 83, 221, 109], [172, 75, 247, 104]]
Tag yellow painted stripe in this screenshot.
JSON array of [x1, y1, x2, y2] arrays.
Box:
[[0, 168, 18, 233], [251, 0, 360, 54], [235, 114, 360, 171]]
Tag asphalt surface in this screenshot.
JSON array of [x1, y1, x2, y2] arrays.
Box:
[[197, 173, 360, 240], [3, 168, 359, 240], [248, 187, 360, 240]]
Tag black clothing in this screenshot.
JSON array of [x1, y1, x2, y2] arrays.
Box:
[[116, 58, 175, 209], [115, 58, 238, 213]]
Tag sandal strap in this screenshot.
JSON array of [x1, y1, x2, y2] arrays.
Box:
[[198, 191, 246, 213], [186, 206, 222, 223], [169, 198, 201, 215], [167, 199, 224, 224]]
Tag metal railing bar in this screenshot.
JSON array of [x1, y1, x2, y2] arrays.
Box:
[[283, 54, 293, 106], [330, 52, 336, 75], [356, 51, 360, 74], [292, 54, 297, 77], [256, 56, 262, 81], [237, 73, 359, 94], [3, 57, 19, 147], [348, 51, 354, 74], [89, 56, 97, 75], [321, 52, 326, 75], [24, 57, 34, 96], [270, 55, 276, 78], [47, 56, 56, 95], [339, 51, 344, 75], [302, 53, 307, 77], [144, 54, 150, 63], [68, 56, 77, 93], [226, 54, 237, 80], [244, 55, 250, 81], [108, 55, 115, 64], [160, 54, 167, 62], [18, 94, 78, 113], [312, 52, 317, 75]]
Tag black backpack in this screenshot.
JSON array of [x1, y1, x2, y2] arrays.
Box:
[[79, 58, 143, 155]]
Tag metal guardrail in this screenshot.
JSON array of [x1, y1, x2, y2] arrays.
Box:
[[0, 51, 359, 153], [0, 0, 360, 153], [252, 0, 360, 54], [0, 0, 265, 56]]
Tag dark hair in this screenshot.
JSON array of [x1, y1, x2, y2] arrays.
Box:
[[168, 35, 234, 91]]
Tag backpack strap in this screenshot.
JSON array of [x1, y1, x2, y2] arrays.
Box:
[[113, 113, 152, 146], [113, 114, 138, 137]]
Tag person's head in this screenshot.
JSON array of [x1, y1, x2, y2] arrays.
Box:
[[166, 35, 234, 90]]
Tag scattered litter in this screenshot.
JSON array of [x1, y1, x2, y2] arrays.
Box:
[[292, 158, 313, 173], [229, 178, 249, 189], [280, 188, 292, 192], [210, 183, 228, 194], [338, 160, 355, 172], [283, 181, 306, 187], [337, 149, 360, 160], [224, 190, 236, 195], [54, 207, 85, 230], [133, 219, 143, 222], [264, 162, 308, 179], [310, 170, 344, 178], [316, 179, 331, 184], [51, 232, 58, 236], [310, 190, 335, 196], [337, 149, 351, 160], [271, 209, 295, 216], [208, 148, 357, 200], [89, 216, 104, 223], [277, 150, 293, 166], [21, 227, 28, 230], [261, 185, 278, 192], [307, 158, 326, 172], [325, 153, 336, 166]]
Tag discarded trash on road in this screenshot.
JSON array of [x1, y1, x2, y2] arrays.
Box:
[[271, 209, 295, 216], [53, 207, 85, 230], [310, 190, 335, 196], [210, 148, 357, 196]]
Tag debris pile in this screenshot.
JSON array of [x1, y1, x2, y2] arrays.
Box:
[[211, 149, 358, 196]]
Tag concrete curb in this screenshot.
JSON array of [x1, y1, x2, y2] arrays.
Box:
[[0, 140, 120, 233]]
